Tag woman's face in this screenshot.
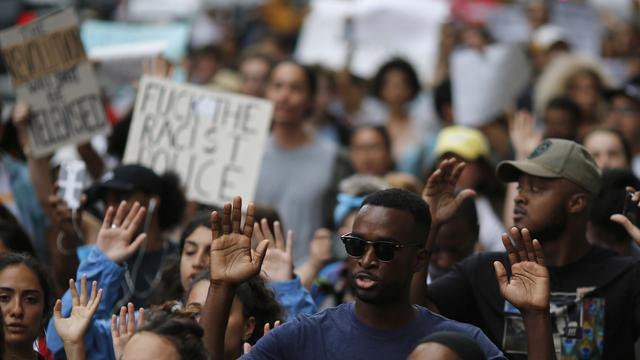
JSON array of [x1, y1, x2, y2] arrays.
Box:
[[186, 280, 254, 359], [0, 264, 45, 347], [180, 226, 211, 290], [584, 131, 629, 170], [350, 128, 393, 176], [122, 332, 179, 360], [381, 69, 412, 108], [568, 72, 600, 113]]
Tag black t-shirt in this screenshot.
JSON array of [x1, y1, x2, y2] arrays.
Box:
[[428, 246, 640, 359]]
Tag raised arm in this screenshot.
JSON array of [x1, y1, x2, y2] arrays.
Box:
[[200, 197, 269, 359], [411, 158, 476, 305], [53, 275, 103, 360], [494, 227, 554, 360]]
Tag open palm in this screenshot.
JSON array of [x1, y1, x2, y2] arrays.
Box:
[[53, 275, 102, 344], [494, 228, 550, 313], [254, 219, 293, 282], [210, 197, 269, 285], [97, 201, 147, 264], [422, 158, 476, 224]]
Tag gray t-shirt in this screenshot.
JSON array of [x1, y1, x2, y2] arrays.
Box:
[[255, 136, 338, 265]]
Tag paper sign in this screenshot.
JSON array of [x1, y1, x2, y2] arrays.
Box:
[[123, 76, 273, 207], [126, 0, 202, 21], [452, 44, 531, 127], [485, 5, 530, 44], [551, 2, 602, 58], [0, 9, 109, 158], [295, 0, 449, 84]]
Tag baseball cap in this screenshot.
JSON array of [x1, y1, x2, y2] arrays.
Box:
[[89, 164, 163, 200], [496, 139, 601, 194], [531, 25, 569, 52], [434, 126, 490, 161]]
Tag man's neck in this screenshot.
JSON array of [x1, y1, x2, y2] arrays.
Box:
[[273, 122, 312, 150], [540, 222, 591, 267], [5, 344, 36, 360], [354, 297, 417, 330]]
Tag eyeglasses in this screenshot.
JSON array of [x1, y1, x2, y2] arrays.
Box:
[[340, 233, 421, 262]]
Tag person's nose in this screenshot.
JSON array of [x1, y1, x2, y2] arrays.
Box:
[[8, 298, 23, 319], [358, 244, 378, 269], [194, 250, 208, 270]]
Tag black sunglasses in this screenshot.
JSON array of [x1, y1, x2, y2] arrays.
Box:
[[340, 233, 421, 262]]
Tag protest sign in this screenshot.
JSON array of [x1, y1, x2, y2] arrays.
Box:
[[451, 44, 531, 127], [295, 0, 449, 84], [485, 5, 530, 44], [123, 76, 273, 207], [126, 0, 201, 21], [0, 9, 109, 158], [550, 2, 602, 58]]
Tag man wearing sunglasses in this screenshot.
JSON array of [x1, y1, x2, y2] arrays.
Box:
[[200, 185, 556, 359]]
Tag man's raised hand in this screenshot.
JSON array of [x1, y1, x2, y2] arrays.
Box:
[[209, 197, 269, 286], [494, 227, 550, 314], [610, 186, 640, 245], [422, 158, 476, 225]]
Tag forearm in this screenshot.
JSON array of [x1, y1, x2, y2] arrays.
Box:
[[201, 282, 236, 360], [77, 142, 104, 180], [522, 311, 555, 360], [62, 342, 86, 360]]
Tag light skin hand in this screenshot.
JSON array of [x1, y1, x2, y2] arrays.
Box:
[[111, 303, 145, 360], [509, 111, 542, 160], [494, 227, 550, 314], [242, 321, 281, 354], [209, 197, 269, 287], [254, 219, 293, 282], [422, 158, 476, 226], [97, 201, 147, 264], [610, 186, 640, 246], [53, 275, 103, 345]]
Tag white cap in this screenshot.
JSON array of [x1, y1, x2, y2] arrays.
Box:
[[532, 25, 568, 51]]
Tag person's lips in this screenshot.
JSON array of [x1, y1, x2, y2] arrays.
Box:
[[354, 272, 380, 290], [6, 323, 27, 333], [513, 207, 527, 222]]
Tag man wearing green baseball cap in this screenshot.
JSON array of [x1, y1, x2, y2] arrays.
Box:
[[427, 139, 640, 359]]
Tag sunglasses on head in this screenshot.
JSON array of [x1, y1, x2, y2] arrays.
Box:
[[340, 233, 421, 262]]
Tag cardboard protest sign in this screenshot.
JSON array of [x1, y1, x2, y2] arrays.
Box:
[[451, 44, 531, 127], [123, 76, 273, 207], [0, 9, 109, 158], [295, 0, 449, 84]]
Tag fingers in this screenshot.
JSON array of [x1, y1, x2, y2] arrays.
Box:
[[113, 201, 129, 227], [111, 314, 118, 337], [222, 202, 232, 235], [88, 279, 97, 305], [450, 161, 466, 184], [118, 306, 127, 335], [511, 227, 528, 264], [232, 197, 242, 234], [243, 203, 256, 239], [285, 230, 293, 258], [532, 239, 546, 266], [253, 239, 270, 269], [128, 234, 147, 255], [127, 303, 136, 334], [89, 288, 103, 315], [126, 205, 147, 236], [243, 342, 252, 354], [211, 211, 221, 240], [610, 214, 640, 243], [53, 299, 63, 320], [70, 278, 79, 307], [138, 307, 145, 328], [501, 233, 520, 266], [454, 189, 477, 207], [274, 221, 286, 250], [521, 229, 537, 262], [102, 206, 115, 230], [261, 218, 275, 244], [253, 223, 264, 241], [121, 202, 141, 229], [493, 261, 509, 295]]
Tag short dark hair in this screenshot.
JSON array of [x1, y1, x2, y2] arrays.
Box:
[[590, 169, 640, 244], [545, 96, 582, 126], [271, 60, 317, 100], [361, 189, 431, 244], [371, 58, 421, 101], [0, 204, 37, 257], [139, 302, 207, 360], [350, 125, 392, 153], [0, 253, 53, 325]]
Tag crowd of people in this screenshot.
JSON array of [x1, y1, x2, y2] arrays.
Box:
[[0, 0, 640, 359]]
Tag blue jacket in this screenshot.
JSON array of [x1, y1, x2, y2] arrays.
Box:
[[46, 246, 316, 359]]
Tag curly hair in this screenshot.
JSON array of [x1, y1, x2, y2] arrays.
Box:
[[139, 302, 207, 360], [186, 273, 284, 345]]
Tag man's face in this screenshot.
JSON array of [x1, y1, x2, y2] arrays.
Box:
[[266, 63, 311, 125], [513, 174, 570, 240], [348, 205, 423, 305], [429, 217, 476, 280], [240, 58, 270, 98], [605, 96, 640, 144], [350, 128, 393, 176]]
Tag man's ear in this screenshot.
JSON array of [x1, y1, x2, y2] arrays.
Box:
[[243, 316, 256, 343], [567, 193, 589, 214], [413, 247, 428, 273]]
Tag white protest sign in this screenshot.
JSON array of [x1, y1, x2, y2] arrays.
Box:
[[123, 76, 273, 207], [485, 5, 530, 44], [452, 44, 531, 127], [550, 2, 602, 58], [126, 0, 202, 21], [0, 9, 110, 158], [295, 0, 449, 84]]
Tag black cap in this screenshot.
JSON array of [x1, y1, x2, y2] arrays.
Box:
[[89, 164, 162, 200]]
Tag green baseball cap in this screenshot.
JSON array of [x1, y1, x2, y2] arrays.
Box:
[[496, 139, 602, 194]]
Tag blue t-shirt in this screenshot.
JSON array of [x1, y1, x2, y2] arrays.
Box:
[[243, 303, 506, 360]]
